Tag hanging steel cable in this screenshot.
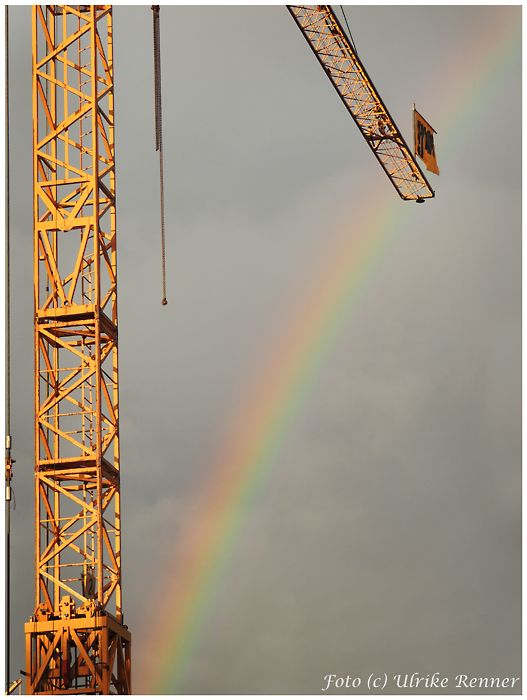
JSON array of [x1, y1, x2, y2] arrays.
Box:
[[339, 5, 358, 54], [5, 5, 13, 694], [152, 5, 168, 305]]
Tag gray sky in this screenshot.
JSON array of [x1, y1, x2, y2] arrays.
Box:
[[5, 4, 521, 695]]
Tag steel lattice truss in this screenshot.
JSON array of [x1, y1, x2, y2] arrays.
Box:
[[288, 5, 435, 201], [27, 6, 131, 694]]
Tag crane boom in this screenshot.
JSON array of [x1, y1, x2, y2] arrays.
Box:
[[287, 5, 435, 202]]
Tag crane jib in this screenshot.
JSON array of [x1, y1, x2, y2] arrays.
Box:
[[287, 5, 435, 202]]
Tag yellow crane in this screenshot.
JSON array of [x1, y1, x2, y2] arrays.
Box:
[[18, 5, 436, 694], [25, 6, 130, 693], [288, 5, 435, 201]]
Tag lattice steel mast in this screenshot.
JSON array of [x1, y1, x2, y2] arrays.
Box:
[[288, 5, 435, 202], [25, 6, 131, 693]]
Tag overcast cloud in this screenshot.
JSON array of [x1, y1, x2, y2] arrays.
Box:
[[5, 4, 521, 695]]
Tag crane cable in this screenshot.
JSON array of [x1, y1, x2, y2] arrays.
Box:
[[152, 5, 167, 306], [5, 5, 13, 694], [339, 5, 358, 55]]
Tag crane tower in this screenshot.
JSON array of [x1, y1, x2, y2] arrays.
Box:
[[25, 5, 131, 693]]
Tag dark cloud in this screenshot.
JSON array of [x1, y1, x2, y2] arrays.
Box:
[[7, 5, 520, 695]]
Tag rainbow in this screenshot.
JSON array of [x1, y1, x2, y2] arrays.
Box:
[[135, 8, 520, 694]]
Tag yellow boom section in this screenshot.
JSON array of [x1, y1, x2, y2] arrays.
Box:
[[288, 5, 435, 202]]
